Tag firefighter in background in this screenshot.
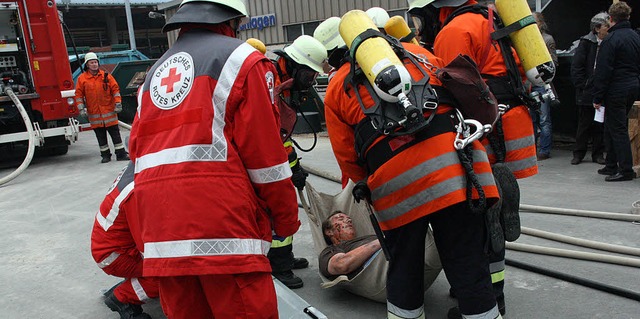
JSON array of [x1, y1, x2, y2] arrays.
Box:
[[75, 52, 129, 163], [325, 11, 500, 319], [313, 17, 349, 82], [91, 162, 158, 319], [128, 0, 300, 317], [366, 7, 390, 33], [408, 0, 539, 317], [268, 35, 327, 289]]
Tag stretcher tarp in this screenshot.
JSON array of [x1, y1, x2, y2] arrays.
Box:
[[302, 180, 443, 303]]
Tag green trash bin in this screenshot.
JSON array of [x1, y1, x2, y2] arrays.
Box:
[[110, 59, 158, 124]]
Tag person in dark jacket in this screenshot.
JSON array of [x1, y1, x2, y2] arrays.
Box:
[[570, 12, 610, 165], [592, 1, 640, 182]]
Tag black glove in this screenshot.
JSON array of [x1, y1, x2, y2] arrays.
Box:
[[290, 161, 308, 191]]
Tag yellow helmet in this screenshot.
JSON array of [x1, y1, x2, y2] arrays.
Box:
[[246, 38, 267, 54], [313, 17, 345, 51]]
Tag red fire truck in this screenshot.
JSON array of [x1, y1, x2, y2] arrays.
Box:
[[0, 0, 79, 157]]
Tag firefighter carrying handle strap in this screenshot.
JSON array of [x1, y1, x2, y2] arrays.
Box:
[[353, 181, 392, 261], [454, 111, 489, 214]]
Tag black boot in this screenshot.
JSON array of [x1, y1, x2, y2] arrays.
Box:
[[293, 257, 309, 269], [115, 148, 130, 161], [104, 285, 152, 319], [101, 150, 112, 163], [273, 270, 304, 289]]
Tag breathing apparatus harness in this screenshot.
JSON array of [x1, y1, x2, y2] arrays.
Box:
[[442, 4, 537, 163], [345, 31, 488, 214], [271, 51, 320, 152]]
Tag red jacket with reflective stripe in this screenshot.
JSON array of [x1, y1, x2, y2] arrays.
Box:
[[90, 162, 144, 278], [129, 29, 299, 277], [434, 5, 538, 179], [324, 43, 499, 230], [75, 69, 121, 129]]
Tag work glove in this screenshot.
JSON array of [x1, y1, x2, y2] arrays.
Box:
[[290, 161, 308, 191], [79, 108, 87, 117], [115, 102, 123, 113]]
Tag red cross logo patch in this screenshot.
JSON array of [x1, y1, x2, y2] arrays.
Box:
[[150, 52, 194, 110]]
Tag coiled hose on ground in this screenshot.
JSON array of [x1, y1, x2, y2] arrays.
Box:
[[300, 164, 640, 301], [0, 88, 36, 186]]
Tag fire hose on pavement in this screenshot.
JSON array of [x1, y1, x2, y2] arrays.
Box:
[[0, 88, 36, 186], [300, 164, 640, 301]]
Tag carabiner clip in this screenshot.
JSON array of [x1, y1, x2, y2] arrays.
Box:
[[454, 118, 488, 150]]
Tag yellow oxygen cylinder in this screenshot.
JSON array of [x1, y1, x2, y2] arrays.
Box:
[[495, 0, 555, 87], [339, 10, 412, 103], [384, 16, 419, 45]]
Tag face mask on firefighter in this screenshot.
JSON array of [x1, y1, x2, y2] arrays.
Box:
[[408, 6, 441, 48], [292, 66, 318, 90]]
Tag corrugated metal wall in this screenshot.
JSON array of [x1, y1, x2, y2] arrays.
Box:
[[240, 0, 408, 44]]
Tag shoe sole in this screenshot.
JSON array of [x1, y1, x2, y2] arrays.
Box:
[[485, 179, 505, 253]]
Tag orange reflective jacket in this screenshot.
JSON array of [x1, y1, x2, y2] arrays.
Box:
[[75, 69, 122, 129], [434, 8, 537, 179], [324, 43, 499, 230]]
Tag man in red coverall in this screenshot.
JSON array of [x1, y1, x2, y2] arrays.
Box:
[[91, 162, 158, 319], [127, 0, 301, 318]]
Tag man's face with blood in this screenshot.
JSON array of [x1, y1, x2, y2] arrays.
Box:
[[328, 213, 356, 243]]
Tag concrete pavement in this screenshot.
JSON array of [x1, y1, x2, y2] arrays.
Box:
[[0, 130, 639, 318]]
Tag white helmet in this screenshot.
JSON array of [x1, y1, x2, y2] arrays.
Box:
[[84, 52, 98, 64], [313, 17, 345, 51], [283, 35, 328, 74], [366, 7, 390, 29], [163, 0, 248, 33], [407, 0, 466, 10]]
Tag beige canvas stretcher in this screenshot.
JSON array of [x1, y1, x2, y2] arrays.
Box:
[[302, 180, 443, 303]]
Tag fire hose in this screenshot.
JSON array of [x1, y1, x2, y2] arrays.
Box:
[[0, 88, 36, 186], [299, 164, 640, 301]]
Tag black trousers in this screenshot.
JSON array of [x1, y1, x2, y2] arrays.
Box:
[[384, 202, 495, 316], [93, 125, 124, 156], [603, 88, 637, 174], [573, 105, 605, 160]]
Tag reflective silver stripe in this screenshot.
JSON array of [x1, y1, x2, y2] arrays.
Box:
[[114, 143, 125, 150], [373, 150, 488, 199], [211, 44, 255, 158], [247, 161, 292, 184], [375, 172, 495, 222], [97, 252, 120, 269], [131, 278, 150, 302], [320, 30, 341, 48], [387, 302, 424, 319], [288, 42, 325, 67], [137, 86, 143, 115], [113, 93, 121, 97], [96, 182, 135, 231], [99, 144, 110, 152], [134, 144, 227, 173], [485, 135, 535, 156], [88, 114, 101, 119], [505, 135, 535, 151], [462, 305, 500, 319], [490, 260, 505, 273], [144, 238, 270, 259], [505, 155, 537, 173], [103, 111, 116, 117]]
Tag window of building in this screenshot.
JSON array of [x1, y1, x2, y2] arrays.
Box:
[[285, 24, 303, 42], [285, 21, 321, 42]]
